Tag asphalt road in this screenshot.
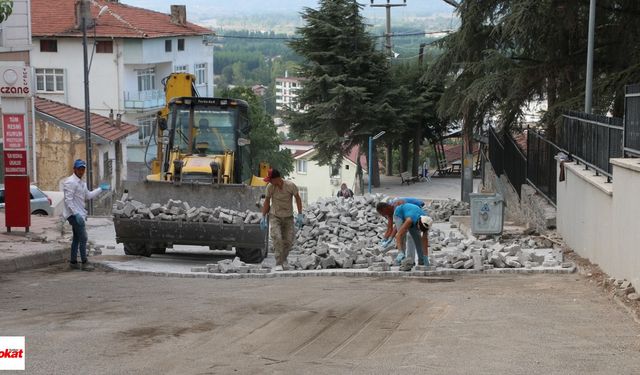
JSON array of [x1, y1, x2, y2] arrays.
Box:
[[2, 267, 640, 375]]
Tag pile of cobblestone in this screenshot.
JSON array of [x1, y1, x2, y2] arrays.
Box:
[[112, 195, 262, 224], [290, 194, 392, 271], [285, 195, 567, 272], [191, 257, 270, 274], [425, 199, 470, 221], [427, 224, 567, 270]]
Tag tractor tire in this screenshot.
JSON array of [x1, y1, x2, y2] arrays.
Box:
[[123, 242, 152, 257], [236, 247, 267, 264]]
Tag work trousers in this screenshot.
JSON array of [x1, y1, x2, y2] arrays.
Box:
[[270, 215, 294, 265], [394, 216, 424, 261], [67, 215, 88, 263]]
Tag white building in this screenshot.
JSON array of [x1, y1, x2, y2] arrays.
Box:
[[30, 0, 215, 180], [280, 140, 365, 205], [275, 74, 304, 113]]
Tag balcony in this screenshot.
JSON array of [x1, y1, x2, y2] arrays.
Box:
[[124, 90, 165, 110]]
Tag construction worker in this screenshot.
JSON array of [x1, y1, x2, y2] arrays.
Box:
[[376, 197, 426, 262], [260, 169, 303, 271], [393, 202, 430, 270]]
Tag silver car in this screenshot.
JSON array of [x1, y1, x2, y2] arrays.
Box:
[[0, 184, 54, 216]]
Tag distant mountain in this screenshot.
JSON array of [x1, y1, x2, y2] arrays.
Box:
[[122, 0, 456, 21]]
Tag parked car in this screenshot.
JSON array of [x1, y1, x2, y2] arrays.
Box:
[[0, 184, 54, 216]]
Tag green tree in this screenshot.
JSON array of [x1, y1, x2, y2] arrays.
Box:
[[287, 0, 391, 186], [0, 0, 13, 23], [220, 87, 294, 176]]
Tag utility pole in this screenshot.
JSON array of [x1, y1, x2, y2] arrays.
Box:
[[371, 1, 406, 178], [370, 0, 407, 58], [418, 42, 426, 65], [81, 0, 94, 214], [584, 0, 596, 114]]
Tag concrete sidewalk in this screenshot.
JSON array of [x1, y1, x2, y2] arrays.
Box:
[[0, 213, 68, 273], [371, 174, 481, 201]]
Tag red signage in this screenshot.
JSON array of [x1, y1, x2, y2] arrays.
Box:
[[2, 114, 25, 149], [3, 150, 27, 176]]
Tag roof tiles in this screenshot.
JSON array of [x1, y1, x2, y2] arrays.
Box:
[[35, 97, 138, 141], [31, 0, 212, 38]]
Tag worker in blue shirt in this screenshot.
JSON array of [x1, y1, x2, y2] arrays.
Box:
[[377, 200, 430, 268], [377, 197, 426, 260], [393, 203, 430, 269]]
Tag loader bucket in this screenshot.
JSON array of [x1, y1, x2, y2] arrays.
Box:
[[114, 180, 269, 263], [121, 180, 265, 211]]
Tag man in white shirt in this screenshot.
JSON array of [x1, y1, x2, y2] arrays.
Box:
[[62, 159, 105, 270]]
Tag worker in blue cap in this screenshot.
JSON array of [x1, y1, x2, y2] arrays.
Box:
[[61, 159, 109, 271]]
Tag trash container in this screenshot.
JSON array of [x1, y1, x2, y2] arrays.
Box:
[[469, 193, 505, 235]]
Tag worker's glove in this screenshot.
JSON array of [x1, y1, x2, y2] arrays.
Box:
[[74, 213, 85, 226], [379, 238, 393, 247], [295, 213, 304, 228], [259, 215, 268, 231], [395, 251, 406, 265]]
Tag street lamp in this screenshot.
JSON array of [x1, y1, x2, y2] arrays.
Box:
[[368, 131, 386, 194]]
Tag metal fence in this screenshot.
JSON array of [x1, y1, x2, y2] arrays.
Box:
[[527, 130, 560, 205], [624, 84, 640, 156], [488, 126, 503, 176], [503, 132, 527, 198], [559, 111, 623, 180], [487, 127, 526, 198]]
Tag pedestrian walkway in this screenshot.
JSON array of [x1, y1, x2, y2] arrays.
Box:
[[0, 213, 68, 273], [371, 174, 481, 201]]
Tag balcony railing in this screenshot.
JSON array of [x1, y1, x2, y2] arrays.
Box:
[[124, 90, 165, 110]]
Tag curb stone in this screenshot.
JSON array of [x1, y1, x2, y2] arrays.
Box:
[[0, 246, 67, 273], [94, 261, 576, 280]]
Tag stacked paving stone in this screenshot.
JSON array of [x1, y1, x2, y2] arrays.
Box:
[[285, 195, 567, 272], [112, 195, 262, 224], [427, 225, 568, 270], [191, 257, 270, 274], [425, 199, 470, 222], [289, 194, 394, 270]]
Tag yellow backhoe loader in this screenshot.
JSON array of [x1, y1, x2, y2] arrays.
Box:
[[113, 73, 270, 263]]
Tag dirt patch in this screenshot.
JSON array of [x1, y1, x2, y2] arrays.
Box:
[[118, 321, 217, 348], [564, 246, 640, 324]]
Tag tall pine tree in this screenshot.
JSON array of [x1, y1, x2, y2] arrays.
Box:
[[288, 0, 390, 186]]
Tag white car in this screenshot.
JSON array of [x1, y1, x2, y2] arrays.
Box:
[[0, 184, 54, 216]]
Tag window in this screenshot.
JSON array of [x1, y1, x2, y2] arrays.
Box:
[[137, 115, 155, 141], [195, 63, 207, 85], [137, 68, 156, 92], [178, 38, 185, 51], [40, 39, 57, 52], [96, 40, 113, 53], [35, 68, 64, 93], [298, 186, 308, 206], [292, 82, 297, 88], [331, 165, 340, 177], [297, 159, 307, 174], [165, 40, 172, 52], [345, 164, 350, 170], [174, 65, 188, 73]]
